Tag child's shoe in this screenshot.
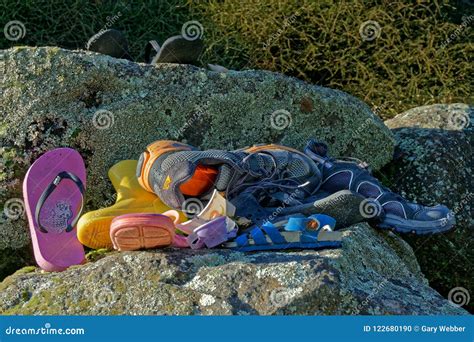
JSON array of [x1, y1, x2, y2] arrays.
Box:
[[77, 160, 181, 249]]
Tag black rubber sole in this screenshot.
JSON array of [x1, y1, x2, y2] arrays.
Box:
[[280, 190, 370, 229], [377, 215, 456, 235], [86, 29, 132, 60], [151, 35, 204, 65]]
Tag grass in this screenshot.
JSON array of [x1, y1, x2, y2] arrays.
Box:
[[1, 0, 472, 119]]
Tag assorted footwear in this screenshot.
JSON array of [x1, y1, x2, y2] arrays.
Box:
[[76, 160, 181, 249], [86, 29, 203, 65], [15, 27, 454, 273], [21, 146, 455, 271]]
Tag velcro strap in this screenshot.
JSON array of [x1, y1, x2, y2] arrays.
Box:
[[285, 217, 309, 232], [309, 214, 336, 230], [250, 227, 268, 245], [261, 223, 286, 244]]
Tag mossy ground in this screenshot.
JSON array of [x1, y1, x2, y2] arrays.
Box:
[[1, 0, 472, 119]]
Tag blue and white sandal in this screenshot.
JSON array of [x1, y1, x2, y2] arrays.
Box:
[[224, 214, 342, 251]]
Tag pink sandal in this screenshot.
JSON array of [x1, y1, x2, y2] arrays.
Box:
[[110, 210, 181, 251], [22, 148, 86, 272]]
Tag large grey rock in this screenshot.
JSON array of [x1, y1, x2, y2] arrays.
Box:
[[384, 103, 473, 312], [0, 223, 466, 315], [0, 47, 394, 279]]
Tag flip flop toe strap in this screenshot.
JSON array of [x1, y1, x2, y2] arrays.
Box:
[[35, 171, 85, 233]]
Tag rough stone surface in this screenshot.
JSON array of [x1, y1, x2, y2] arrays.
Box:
[[0, 223, 466, 315], [0, 47, 394, 279], [384, 103, 473, 312]]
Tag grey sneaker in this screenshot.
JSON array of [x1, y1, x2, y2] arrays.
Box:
[[137, 141, 322, 212], [304, 139, 455, 234]]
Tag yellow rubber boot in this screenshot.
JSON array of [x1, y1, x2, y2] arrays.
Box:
[[77, 160, 182, 249]]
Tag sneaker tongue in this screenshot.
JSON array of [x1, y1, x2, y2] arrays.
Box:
[[214, 153, 275, 191], [244, 153, 275, 174], [214, 164, 235, 191]]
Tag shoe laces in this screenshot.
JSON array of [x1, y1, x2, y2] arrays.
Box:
[[226, 151, 311, 200], [305, 139, 371, 172]]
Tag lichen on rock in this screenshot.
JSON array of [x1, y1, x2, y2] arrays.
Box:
[[384, 103, 473, 312], [0, 223, 466, 315]]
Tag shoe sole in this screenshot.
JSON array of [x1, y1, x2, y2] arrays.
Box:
[[110, 214, 175, 251], [77, 205, 173, 249], [378, 214, 456, 235], [153, 36, 204, 64], [77, 216, 115, 250], [111, 225, 173, 251], [281, 190, 368, 229], [228, 241, 342, 252]]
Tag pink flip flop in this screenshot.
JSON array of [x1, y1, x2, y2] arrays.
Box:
[[22, 148, 86, 272]]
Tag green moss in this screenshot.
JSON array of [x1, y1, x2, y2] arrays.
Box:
[[85, 248, 111, 262], [21, 290, 30, 301], [14, 266, 37, 275]]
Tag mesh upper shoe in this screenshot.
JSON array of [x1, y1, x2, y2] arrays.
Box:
[[137, 140, 322, 212], [303, 139, 456, 234]]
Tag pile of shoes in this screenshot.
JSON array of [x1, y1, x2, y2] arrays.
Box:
[[22, 139, 455, 272], [20, 28, 455, 272]]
